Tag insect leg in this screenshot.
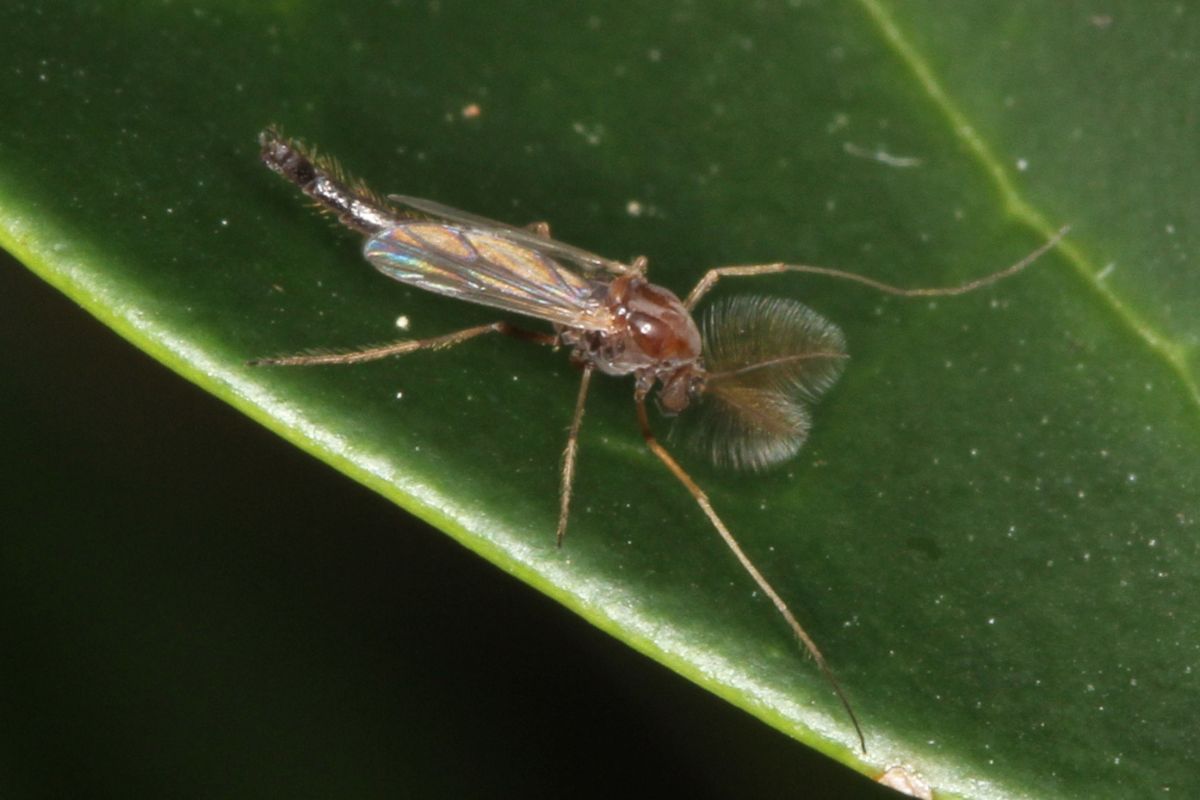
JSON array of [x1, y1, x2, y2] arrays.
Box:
[[634, 394, 867, 754], [682, 225, 1070, 310], [248, 322, 556, 366], [556, 363, 594, 547]]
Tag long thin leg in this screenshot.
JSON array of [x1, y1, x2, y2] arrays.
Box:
[[635, 395, 867, 754], [683, 225, 1070, 310], [248, 321, 556, 366], [556, 363, 594, 547]]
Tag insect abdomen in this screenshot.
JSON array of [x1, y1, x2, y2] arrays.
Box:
[[259, 127, 400, 236]]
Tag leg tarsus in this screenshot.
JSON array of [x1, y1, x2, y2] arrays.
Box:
[[248, 321, 555, 366], [634, 396, 867, 754], [682, 225, 1070, 310], [556, 364, 594, 547]]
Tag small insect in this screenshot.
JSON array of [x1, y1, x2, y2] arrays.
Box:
[[254, 127, 1068, 754]]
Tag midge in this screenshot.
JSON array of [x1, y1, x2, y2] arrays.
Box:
[[255, 127, 1067, 753]]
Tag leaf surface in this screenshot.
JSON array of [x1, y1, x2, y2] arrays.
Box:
[[2, 2, 1197, 797]]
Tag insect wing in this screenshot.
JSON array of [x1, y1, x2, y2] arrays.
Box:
[[364, 222, 614, 329], [388, 194, 636, 277], [678, 295, 847, 471]]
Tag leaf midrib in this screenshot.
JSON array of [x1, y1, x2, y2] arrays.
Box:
[[859, 0, 1200, 410]]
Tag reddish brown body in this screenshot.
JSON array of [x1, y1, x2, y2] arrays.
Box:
[[562, 275, 703, 414]]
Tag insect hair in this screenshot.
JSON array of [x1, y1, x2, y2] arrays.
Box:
[[259, 125, 408, 236]]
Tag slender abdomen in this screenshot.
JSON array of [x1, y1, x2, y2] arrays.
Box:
[[259, 127, 400, 236]]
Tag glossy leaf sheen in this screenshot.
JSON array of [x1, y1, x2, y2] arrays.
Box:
[[2, 2, 1197, 798]]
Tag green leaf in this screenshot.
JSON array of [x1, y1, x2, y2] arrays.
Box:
[[3, 2, 1196, 798]]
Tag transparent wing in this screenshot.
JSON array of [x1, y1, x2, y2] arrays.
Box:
[[387, 194, 637, 276], [364, 221, 616, 330], [677, 295, 847, 471]]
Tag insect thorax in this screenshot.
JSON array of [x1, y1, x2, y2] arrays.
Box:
[[563, 276, 704, 413]]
